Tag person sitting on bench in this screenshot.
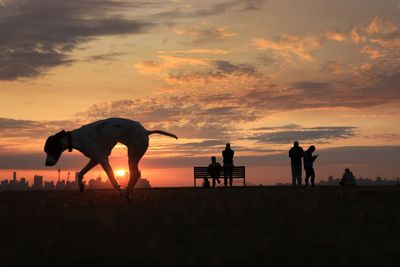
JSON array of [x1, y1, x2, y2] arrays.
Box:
[[202, 175, 210, 188], [208, 156, 222, 188]]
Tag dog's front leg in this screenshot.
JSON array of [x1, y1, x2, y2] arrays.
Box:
[[99, 158, 122, 192], [78, 159, 98, 192]]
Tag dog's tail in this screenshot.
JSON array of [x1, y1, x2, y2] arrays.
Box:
[[147, 130, 178, 139]]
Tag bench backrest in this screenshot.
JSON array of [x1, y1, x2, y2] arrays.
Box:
[[193, 166, 245, 179]]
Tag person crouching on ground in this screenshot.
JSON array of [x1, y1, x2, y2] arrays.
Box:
[[208, 156, 222, 188], [339, 168, 357, 187], [304, 145, 318, 187]]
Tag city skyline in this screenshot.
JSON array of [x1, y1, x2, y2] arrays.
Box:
[[0, 170, 151, 190], [1, 0, 400, 186]]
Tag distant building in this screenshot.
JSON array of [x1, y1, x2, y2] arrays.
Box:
[[87, 176, 112, 189], [137, 178, 151, 188], [32, 175, 44, 190], [56, 180, 67, 190], [44, 181, 55, 190]]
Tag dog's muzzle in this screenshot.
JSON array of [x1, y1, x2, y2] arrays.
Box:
[[45, 156, 57, 166]]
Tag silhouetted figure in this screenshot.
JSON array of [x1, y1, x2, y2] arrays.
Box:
[[44, 118, 177, 195], [289, 141, 304, 187], [304, 145, 318, 187], [208, 156, 222, 188], [339, 168, 357, 187], [222, 143, 234, 187], [202, 175, 210, 188]]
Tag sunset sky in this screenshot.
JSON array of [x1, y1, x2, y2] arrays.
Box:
[[1, 0, 400, 187]]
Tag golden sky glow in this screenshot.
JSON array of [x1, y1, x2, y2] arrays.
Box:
[[1, 0, 400, 185]]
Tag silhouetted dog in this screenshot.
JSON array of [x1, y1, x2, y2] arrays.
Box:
[[44, 118, 177, 193]]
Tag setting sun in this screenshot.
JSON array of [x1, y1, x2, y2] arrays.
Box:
[[115, 169, 127, 177]]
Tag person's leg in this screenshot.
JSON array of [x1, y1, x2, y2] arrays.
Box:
[[298, 166, 302, 186], [229, 166, 233, 187], [305, 168, 309, 186], [291, 166, 297, 186], [223, 167, 228, 187], [310, 168, 315, 186], [295, 165, 302, 187], [212, 176, 216, 188]]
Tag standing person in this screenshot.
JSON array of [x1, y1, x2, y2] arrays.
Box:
[[289, 141, 304, 187], [222, 143, 234, 187], [208, 156, 222, 188], [304, 145, 318, 187]]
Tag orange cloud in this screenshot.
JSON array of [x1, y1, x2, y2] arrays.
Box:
[[366, 16, 398, 35], [158, 49, 229, 55], [134, 55, 210, 74], [174, 26, 237, 45], [350, 26, 367, 43], [325, 31, 346, 42], [253, 35, 323, 61]]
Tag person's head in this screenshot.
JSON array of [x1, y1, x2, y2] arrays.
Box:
[[345, 168, 351, 173], [211, 156, 216, 163], [293, 141, 299, 147], [308, 145, 316, 152], [225, 143, 231, 149]]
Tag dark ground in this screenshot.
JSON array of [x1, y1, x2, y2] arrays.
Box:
[[0, 186, 399, 267]]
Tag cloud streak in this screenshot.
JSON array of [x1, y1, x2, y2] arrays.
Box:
[[246, 126, 357, 144], [253, 30, 345, 61]]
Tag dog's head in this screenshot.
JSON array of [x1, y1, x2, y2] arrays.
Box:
[[44, 130, 67, 166]]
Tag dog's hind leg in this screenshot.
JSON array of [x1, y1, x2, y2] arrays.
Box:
[[78, 159, 98, 192], [99, 158, 122, 192], [126, 158, 140, 193], [126, 149, 147, 193]]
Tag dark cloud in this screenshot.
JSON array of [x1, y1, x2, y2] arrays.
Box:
[[169, 60, 258, 82], [84, 52, 126, 62], [239, 80, 395, 111], [256, 55, 276, 66], [0, 117, 79, 139], [175, 26, 237, 45], [154, 0, 267, 19], [291, 81, 333, 90], [252, 124, 301, 131], [247, 126, 356, 144], [0, 0, 153, 80]]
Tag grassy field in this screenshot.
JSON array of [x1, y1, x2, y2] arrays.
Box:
[[0, 186, 399, 266]]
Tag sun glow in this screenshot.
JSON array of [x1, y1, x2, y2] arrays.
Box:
[[115, 169, 127, 177]]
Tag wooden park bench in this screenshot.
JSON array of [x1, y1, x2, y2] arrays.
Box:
[[193, 166, 246, 187]]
